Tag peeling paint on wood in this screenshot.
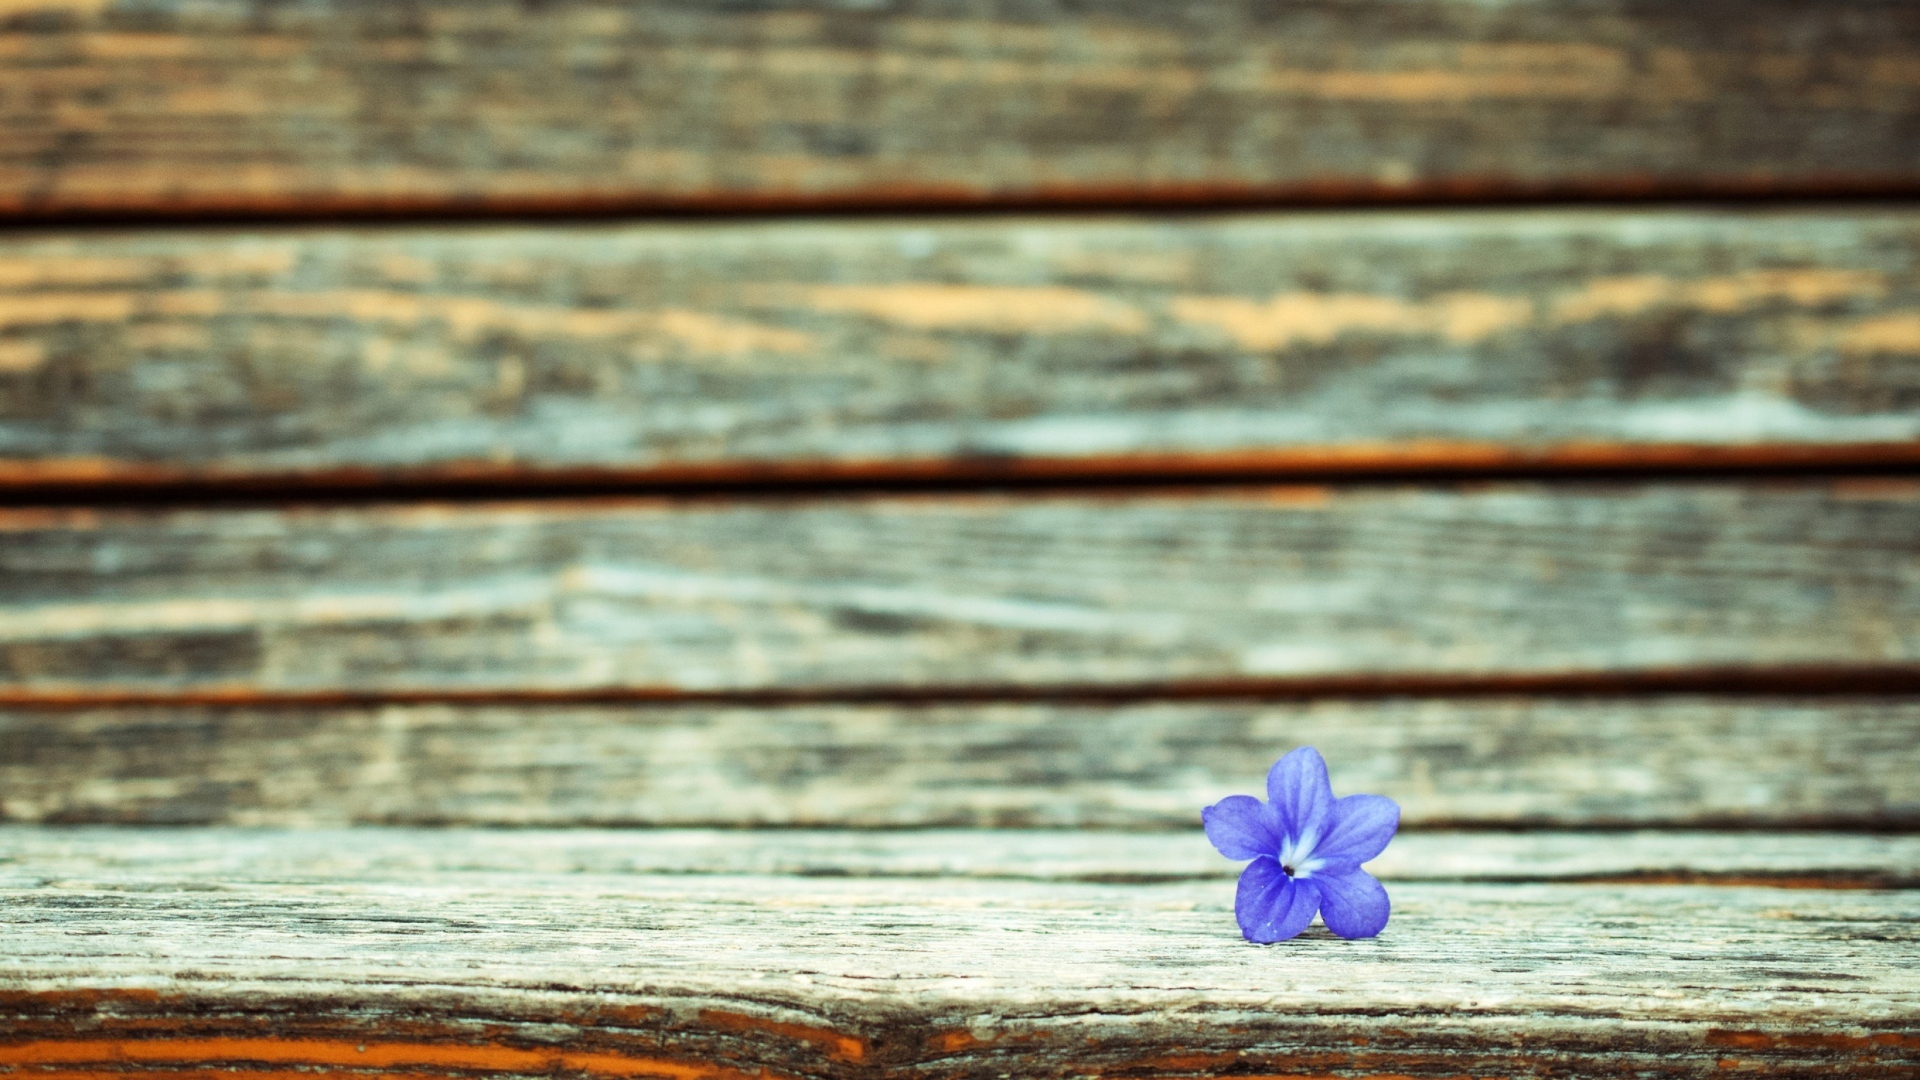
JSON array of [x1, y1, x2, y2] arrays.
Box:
[[5, 697, 1918, 828], [2, 212, 1920, 484], [6, 2, 1920, 216]]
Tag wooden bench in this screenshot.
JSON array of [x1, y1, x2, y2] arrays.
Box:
[[3, 2, 1918, 1077]]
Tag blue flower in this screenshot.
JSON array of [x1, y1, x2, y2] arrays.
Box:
[[1202, 746, 1400, 943]]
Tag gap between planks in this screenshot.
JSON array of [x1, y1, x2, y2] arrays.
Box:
[[14, 178, 1920, 229], [3, 446, 1920, 507], [4, 666, 1920, 710]]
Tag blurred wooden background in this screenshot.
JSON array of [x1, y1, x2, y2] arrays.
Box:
[[2, 2, 1918, 1078]]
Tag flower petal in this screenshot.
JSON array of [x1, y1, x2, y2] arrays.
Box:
[[1314, 793, 1401, 866], [1203, 794, 1280, 860], [1266, 746, 1334, 844], [1235, 857, 1322, 943], [1314, 867, 1391, 939]]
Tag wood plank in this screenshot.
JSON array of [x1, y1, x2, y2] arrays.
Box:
[[5, 697, 1918, 828], [5, 211, 1920, 486], [3, 839, 1916, 1077], [7, 2, 1920, 217], [0, 482, 1915, 697], [7, 826, 1919, 887]]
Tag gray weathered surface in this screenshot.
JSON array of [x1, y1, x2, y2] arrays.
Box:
[[8, 2, 1919, 1071], [7, 1, 1920, 216], [1, 483, 1915, 695], [6, 697, 1918, 828], [6, 826, 1918, 887], [3, 211, 1920, 483], [2, 834, 1916, 1078]]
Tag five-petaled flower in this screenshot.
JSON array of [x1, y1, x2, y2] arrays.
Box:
[[1202, 746, 1400, 943]]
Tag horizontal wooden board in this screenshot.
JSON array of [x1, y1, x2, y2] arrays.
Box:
[[4, 211, 1920, 485], [7, 2, 1920, 216], [0, 483, 1915, 697], [8, 826, 1919, 887], [6, 698, 1919, 828], [3, 841, 1916, 1077]]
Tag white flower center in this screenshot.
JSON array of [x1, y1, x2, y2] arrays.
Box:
[[1277, 827, 1325, 880]]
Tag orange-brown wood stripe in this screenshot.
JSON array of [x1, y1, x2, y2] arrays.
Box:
[[0, 1040, 770, 1080], [4, 1037, 1909, 1080]]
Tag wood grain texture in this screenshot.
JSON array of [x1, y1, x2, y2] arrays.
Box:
[[0, 482, 1916, 696], [3, 838, 1916, 1078], [7, 826, 1920, 887], [6, 697, 1919, 828], [4, 211, 1920, 485], [7, 1, 1920, 217]]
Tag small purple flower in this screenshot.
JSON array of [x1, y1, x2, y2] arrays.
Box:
[[1202, 746, 1400, 943]]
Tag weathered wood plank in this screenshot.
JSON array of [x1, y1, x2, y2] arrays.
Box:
[[6, 2, 1920, 217], [0, 483, 1914, 696], [3, 842, 1916, 1077], [7, 826, 1919, 887], [6, 697, 1918, 828], [4, 211, 1920, 485]]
